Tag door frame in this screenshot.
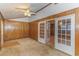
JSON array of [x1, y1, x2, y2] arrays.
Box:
[[38, 21, 46, 44]]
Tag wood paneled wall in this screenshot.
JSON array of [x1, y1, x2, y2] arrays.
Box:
[[4, 20, 29, 41]]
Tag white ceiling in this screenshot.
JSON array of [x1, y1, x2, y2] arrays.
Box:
[[0, 3, 49, 19]]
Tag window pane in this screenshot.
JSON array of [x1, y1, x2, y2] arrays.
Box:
[[66, 41, 71, 46]]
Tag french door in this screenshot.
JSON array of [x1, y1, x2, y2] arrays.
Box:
[[38, 21, 50, 44], [55, 14, 75, 55]]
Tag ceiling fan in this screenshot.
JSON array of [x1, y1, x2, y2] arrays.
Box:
[[16, 7, 36, 17]]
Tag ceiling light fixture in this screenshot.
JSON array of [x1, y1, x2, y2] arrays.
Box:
[[24, 9, 31, 16], [24, 12, 31, 17]]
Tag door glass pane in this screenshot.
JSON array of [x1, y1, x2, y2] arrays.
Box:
[[62, 35, 65, 39], [66, 41, 71, 46], [66, 19, 71, 30], [62, 40, 65, 44], [58, 38, 62, 43], [58, 30, 61, 34], [58, 20, 62, 30], [62, 20, 66, 29], [62, 30, 65, 34], [58, 20, 62, 44]]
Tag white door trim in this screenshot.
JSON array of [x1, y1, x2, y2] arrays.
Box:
[[38, 21, 46, 44]]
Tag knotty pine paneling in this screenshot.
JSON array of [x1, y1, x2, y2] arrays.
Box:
[[0, 19, 1, 48], [29, 21, 38, 40], [75, 8, 79, 55], [4, 20, 29, 41]]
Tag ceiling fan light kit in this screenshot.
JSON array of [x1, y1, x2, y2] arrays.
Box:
[[24, 12, 31, 17]]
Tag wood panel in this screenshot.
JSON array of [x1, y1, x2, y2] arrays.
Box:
[[50, 20, 55, 48], [29, 21, 38, 40], [0, 19, 1, 48], [75, 8, 79, 56], [4, 20, 29, 41]]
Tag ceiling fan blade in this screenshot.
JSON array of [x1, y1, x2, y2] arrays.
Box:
[[16, 8, 34, 12], [30, 12, 36, 15], [16, 8, 29, 10], [24, 12, 31, 17]]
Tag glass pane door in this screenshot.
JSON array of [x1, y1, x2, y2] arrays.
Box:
[[38, 20, 50, 44], [38, 21, 46, 44], [55, 14, 75, 55]]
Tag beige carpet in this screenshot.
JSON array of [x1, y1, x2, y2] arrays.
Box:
[[0, 38, 68, 56]]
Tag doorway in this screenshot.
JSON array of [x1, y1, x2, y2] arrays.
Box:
[[49, 20, 55, 48]]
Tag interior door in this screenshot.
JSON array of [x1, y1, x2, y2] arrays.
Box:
[[38, 21, 46, 44], [55, 14, 75, 55]]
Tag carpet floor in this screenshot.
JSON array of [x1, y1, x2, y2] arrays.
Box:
[[0, 38, 68, 56]]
